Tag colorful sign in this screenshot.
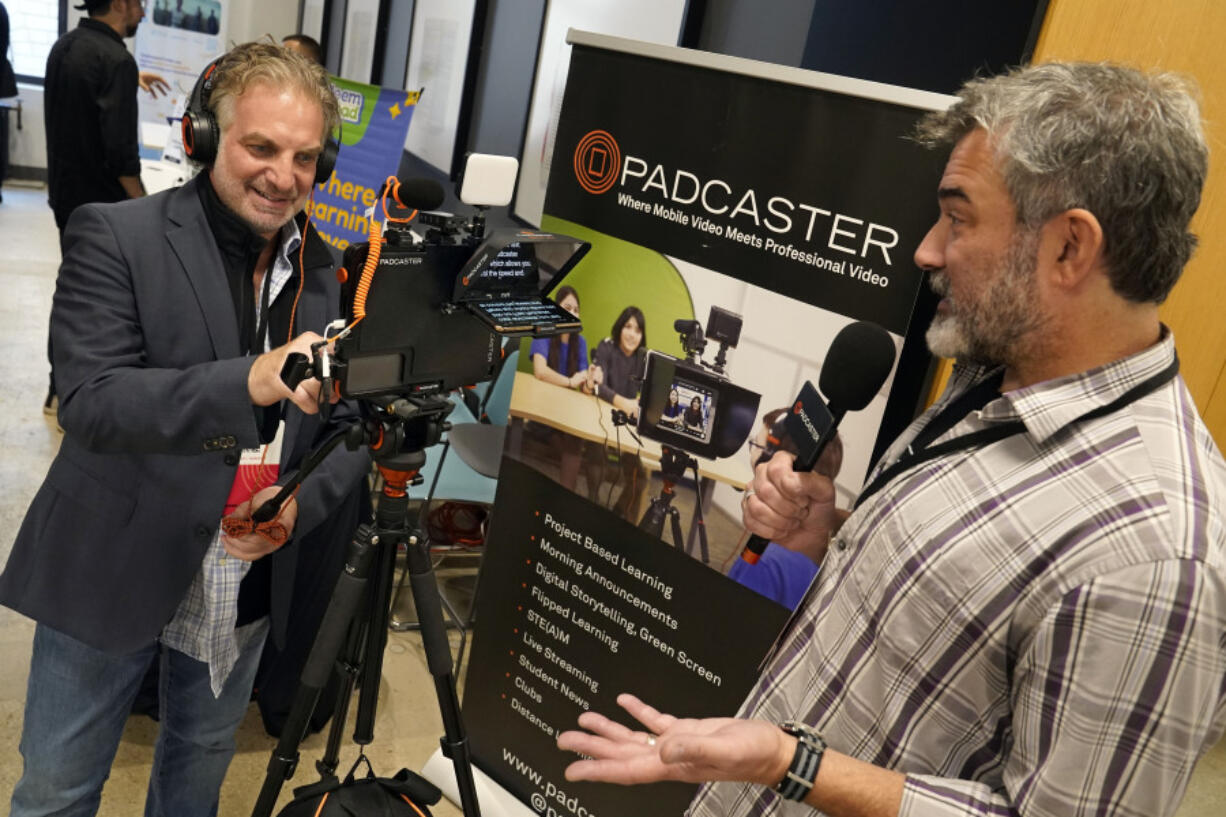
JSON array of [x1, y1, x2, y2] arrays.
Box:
[[307, 79, 420, 252]]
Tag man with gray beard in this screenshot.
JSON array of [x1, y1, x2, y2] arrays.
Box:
[[556, 62, 1226, 817]]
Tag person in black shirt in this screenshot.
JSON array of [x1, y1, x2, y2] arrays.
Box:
[[41, 0, 168, 413], [1, 2, 18, 203], [591, 305, 649, 519]]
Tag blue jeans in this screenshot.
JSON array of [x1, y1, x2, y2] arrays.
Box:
[[10, 619, 270, 817]]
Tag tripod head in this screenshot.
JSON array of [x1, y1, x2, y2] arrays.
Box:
[[658, 444, 697, 484], [359, 393, 456, 473]]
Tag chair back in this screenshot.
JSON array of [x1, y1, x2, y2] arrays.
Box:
[[481, 349, 518, 426]]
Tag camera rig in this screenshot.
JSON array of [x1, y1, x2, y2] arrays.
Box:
[[637, 306, 760, 461], [256, 157, 590, 817]]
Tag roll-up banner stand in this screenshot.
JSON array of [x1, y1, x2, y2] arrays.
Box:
[[423, 31, 955, 817]]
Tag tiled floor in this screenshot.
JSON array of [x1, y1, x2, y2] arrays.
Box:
[[0, 182, 1222, 816]]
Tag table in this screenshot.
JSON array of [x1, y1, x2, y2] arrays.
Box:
[[140, 158, 190, 195]]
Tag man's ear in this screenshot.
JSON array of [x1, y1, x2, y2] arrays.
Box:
[[1042, 208, 1105, 290]]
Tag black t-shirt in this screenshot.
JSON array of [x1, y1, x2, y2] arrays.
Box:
[[593, 338, 643, 404], [1, 4, 18, 99], [44, 19, 141, 226]]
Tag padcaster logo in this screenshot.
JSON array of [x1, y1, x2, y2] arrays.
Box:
[[573, 130, 621, 194]]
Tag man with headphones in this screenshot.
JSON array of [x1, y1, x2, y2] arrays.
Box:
[[0, 41, 369, 817]]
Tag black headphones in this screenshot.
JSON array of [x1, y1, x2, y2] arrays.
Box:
[[181, 56, 340, 186]]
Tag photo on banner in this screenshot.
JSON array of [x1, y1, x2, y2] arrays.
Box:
[[134, 0, 229, 153], [306, 78, 420, 252], [453, 33, 954, 817]]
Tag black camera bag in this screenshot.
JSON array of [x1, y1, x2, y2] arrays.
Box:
[[277, 757, 442, 817]]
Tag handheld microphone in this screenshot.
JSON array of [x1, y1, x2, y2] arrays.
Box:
[[741, 320, 896, 564]]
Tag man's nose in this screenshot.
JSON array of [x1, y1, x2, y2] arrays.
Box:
[[265, 155, 297, 191], [913, 220, 945, 272]]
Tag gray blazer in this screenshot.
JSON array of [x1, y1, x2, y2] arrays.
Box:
[[0, 176, 370, 654]]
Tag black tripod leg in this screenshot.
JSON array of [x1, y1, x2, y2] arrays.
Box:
[[687, 470, 712, 564], [314, 607, 366, 779], [668, 507, 685, 551], [405, 534, 483, 817], [353, 523, 399, 744], [251, 527, 379, 817], [695, 512, 710, 564], [316, 535, 398, 776]]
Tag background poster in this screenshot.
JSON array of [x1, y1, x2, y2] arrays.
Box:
[[464, 459, 791, 816], [460, 35, 952, 817], [135, 0, 227, 139], [306, 78, 419, 252], [402, 0, 477, 175]]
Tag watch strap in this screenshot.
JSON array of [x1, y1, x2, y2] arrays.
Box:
[[776, 720, 826, 802]]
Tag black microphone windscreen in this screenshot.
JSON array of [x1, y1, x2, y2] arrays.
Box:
[[393, 178, 446, 211], [674, 318, 700, 333], [818, 321, 896, 413]]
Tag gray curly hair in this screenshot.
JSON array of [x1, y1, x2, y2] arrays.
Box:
[[915, 62, 1208, 304], [209, 41, 341, 145]]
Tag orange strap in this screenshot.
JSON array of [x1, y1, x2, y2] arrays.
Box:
[[219, 486, 299, 547]]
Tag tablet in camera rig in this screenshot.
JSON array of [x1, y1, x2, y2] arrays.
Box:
[[637, 307, 761, 461]]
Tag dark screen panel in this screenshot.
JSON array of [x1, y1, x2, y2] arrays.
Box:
[[802, 1, 1050, 94]]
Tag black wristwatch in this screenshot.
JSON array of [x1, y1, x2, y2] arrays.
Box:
[[776, 720, 827, 802]]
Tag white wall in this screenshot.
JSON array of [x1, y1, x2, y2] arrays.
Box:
[[7, 83, 47, 172], [229, 0, 300, 44]]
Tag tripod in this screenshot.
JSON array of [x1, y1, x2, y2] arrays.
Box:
[[251, 394, 482, 817], [638, 445, 709, 562]]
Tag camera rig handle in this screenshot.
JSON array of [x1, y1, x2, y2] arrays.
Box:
[[280, 341, 339, 424], [281, 352, 313, 390], [249, 426, 361, 524]]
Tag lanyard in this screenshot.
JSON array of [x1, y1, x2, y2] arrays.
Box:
[[254, 267, 273, 353], [240, 266, 274, 355], [854, 355, 1180, 511]]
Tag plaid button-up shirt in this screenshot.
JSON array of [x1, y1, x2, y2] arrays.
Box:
[[690, 330, 1226, 817], [161, 218, 302, 697]]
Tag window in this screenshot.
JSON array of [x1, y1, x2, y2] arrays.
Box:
[[8, 1, 65, 84]]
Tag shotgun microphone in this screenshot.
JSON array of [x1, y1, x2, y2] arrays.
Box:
[[741, 321, 896, 564], [380, 177, 446, 212]]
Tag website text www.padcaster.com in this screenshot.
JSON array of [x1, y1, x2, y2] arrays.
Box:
[[502, 747, 600, 817]]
